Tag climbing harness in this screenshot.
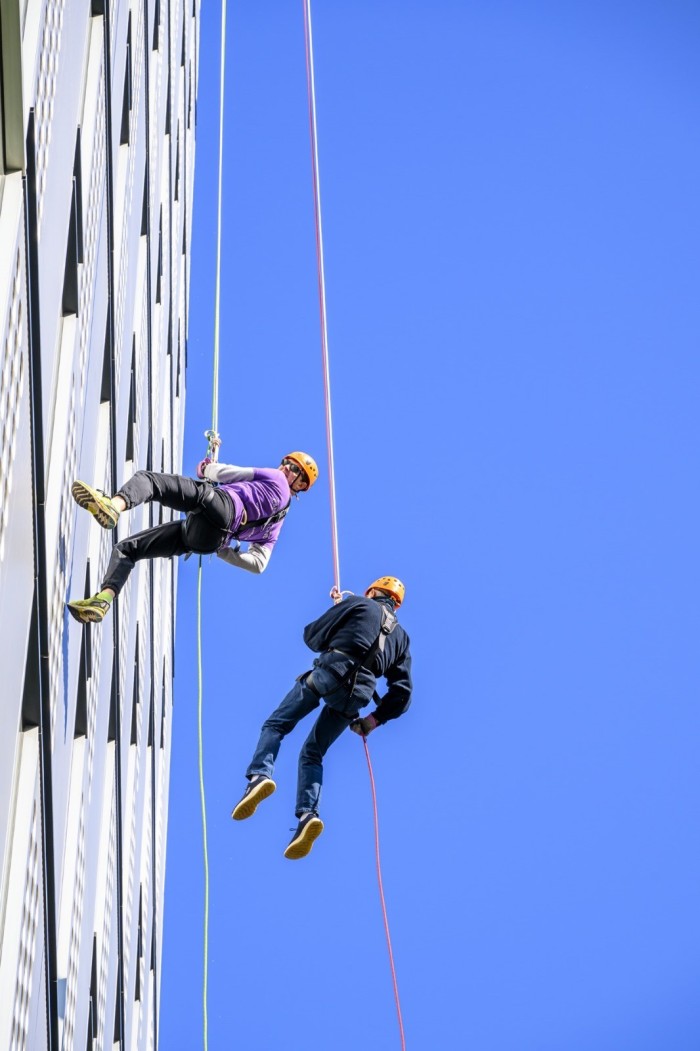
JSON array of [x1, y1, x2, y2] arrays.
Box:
[[204, 428, 221, 463], [302, 1, 406, 1047], [314, 604, 397, 699], [238, 500, 291, 534]]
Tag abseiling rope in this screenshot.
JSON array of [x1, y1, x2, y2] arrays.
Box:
[[195, 560, 210, 1051], [197, 0, 228, 1047], [362, 737, 407, 1051], [301, 3, 406, 1048], [302, 0, 341, 595]]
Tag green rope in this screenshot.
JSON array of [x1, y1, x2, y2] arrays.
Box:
[[196, 557, 209, 1050], [197, 0, 228, 1045]]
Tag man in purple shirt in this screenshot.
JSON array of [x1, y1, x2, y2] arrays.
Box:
[[66, 450, 318, 624]]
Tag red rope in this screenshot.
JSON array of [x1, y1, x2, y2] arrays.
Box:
[[301, 5, 406, 1042], [362, 736, 407, 1050]]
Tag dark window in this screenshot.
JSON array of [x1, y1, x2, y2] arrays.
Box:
[[135, 886, 143, 1000], [182, 196, 187, 254], [120, 14, 132, 146], [85, 935, 98, 1049], [21, 591, 40, 729], [140, 170, 148, 236], [107, 662, 117, 742], [164, 70, 171, 136], [160, 660, 166, 748], [112, 980, 121, 1044], [100, 319, 111, 403], [147, 688, 154, 747], [125, 337, 136, 461], [75, 562, 92, 737], [62, 130, 84, 317], [0, 0, 24, 173], [130, 624, 140, 745], [155, 207, 162, 303], [152, 0, 160, 50]]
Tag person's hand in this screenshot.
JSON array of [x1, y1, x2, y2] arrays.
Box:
[[350, 714, 378, 737], [330, 586, 342, 605], [196, 457, 212, 479]]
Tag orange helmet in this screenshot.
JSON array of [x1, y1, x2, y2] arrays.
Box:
[[365, 576, 405, 609], [281, 451, 318, 491]]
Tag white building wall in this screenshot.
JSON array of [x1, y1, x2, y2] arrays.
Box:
[[0, 0, 199, 1043]]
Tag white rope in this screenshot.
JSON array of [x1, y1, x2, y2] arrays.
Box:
[[198, 3, 228, 1048], [303, 0, 342, 593]]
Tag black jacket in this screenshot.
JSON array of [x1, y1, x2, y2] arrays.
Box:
[[303, 595, 412, 724]]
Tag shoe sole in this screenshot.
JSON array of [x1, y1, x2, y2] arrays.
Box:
[[284, 818, 324, 860], [67, 601, 107, 624], [71, 481, 118, 530], [231, 778, 276, 821]]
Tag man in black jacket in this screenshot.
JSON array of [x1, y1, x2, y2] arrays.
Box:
[[231, 576, 412, 859]]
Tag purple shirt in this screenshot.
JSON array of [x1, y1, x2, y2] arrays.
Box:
[[217, 468, 291, 548]]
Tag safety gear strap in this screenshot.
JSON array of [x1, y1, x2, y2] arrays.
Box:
[[323, 606, 397, 698], [238, 499, 291, 533]]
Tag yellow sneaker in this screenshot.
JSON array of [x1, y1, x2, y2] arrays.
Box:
[[71, 480, 119, 529], [66, 595, 111, 624]]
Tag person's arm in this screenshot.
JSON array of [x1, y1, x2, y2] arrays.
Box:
[[216, 541, 272, 574], [372, 648, 413, 725], [203, 462, 255, 484]]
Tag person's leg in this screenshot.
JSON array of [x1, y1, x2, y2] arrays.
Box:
[[116, 472, 204, 514], [67, 519, 189, 624], [295, 704, 349, 818], [232, 676, 320, 821], [246, 677, 321, 781], [72, 472, 205, 527], [101, 519, 187, 595], [119, 473, 235, 546], [283, 705, 347, 859]]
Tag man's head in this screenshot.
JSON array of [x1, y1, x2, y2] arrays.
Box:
[[365, 576, 405, 610], [279, 452, 318, 493]]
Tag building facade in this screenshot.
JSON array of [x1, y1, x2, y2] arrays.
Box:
[[0, 0, 198, 1043]]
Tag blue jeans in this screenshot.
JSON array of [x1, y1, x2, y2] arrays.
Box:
[[247, 658, 368, 816]]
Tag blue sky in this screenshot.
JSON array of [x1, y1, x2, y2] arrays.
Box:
[[159, 2, 700, 1048]]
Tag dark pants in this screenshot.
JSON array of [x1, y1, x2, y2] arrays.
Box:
[[246, 655, 372, 817], [101, 471, 234, 595]]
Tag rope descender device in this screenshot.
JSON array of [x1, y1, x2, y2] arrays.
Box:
[[330, 586, 353, 605], [204, 429, 221, 463]]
